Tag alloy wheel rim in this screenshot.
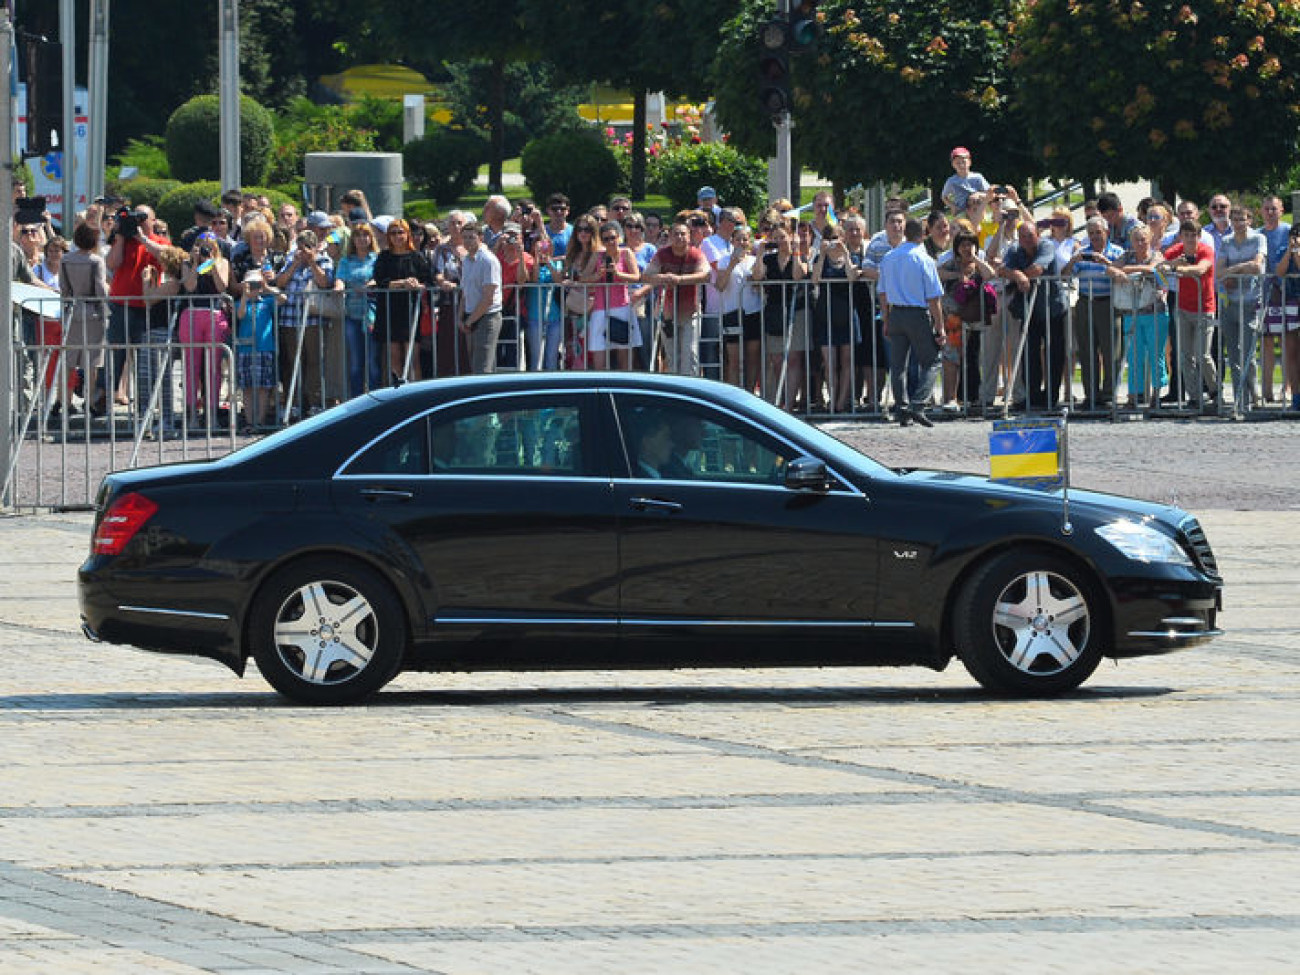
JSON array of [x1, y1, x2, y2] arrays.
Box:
[[273, 580, 378, 685], [991, 570, 1090, 676]]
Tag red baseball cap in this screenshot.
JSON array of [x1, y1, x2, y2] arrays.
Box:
[[951, 146, 971, 158]]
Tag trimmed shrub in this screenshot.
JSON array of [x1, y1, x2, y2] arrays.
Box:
[[105, 177, 182, 213], [155, 181, 222, 236], [267, 97, 381, 185], [165, 94, 275, 186], [656, 142, 768, 220], [403, 126, 490, 207], [521, 127, 621, 215]]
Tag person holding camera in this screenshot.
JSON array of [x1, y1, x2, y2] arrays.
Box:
[[1160, 219, 1220, 411], [274, 229, 336, 417], [177, 232, 231, 426], [577, 220, 640, 370], [96, 205, 169, 416]]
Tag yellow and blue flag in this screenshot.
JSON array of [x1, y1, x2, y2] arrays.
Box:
[[989, 419, 1062, 486]]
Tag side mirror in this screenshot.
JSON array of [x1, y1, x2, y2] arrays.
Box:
[[784, 455, 831, 492]]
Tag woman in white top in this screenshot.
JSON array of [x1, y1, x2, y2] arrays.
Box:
[[714, 224, 764, 392]]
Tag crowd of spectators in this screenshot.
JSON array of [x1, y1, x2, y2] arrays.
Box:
[[12, 149, 1300, 436]]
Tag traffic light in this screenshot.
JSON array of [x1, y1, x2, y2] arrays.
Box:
[[789, 0, 821, 53], [24, 38, 63, 157], [758, 18, 791, 117]]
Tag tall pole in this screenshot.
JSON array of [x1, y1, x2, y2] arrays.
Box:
[[59, 0, 75, 228], [767, 0, 792, 204], [218, 0, 240, 192], [1, 5, 16, 508], [87, 0, 109, 201]]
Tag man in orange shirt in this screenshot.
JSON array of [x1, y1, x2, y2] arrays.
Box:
[[1161, 218, 1220, 410]]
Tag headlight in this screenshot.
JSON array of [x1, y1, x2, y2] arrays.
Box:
[[1095, 520, 1192, 566]]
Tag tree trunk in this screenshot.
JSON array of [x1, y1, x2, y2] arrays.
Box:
[[631, 90, 647, 201], [488, 57, 506, 193]]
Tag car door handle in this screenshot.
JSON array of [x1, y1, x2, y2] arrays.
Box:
[[630, 496, 682, 513], [359, 488, 415, 502]]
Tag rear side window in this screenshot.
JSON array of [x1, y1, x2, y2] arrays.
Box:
[[431, 405, 583, 475], [346, 421, 430, 475]]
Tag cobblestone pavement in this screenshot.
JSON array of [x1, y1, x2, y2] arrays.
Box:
[[2, 500, 1298, 969]]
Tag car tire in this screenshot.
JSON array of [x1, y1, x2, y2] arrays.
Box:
[[250, 557, 407, 704], [954, 549, 1104, 696]]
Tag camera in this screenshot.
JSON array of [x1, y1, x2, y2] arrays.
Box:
[[114, 206, 147, 239], [15, 195, 47, 226]]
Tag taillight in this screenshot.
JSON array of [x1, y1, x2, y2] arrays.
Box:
[[93, 492, 159, 555]]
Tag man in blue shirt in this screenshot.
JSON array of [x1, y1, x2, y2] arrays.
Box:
[[1000, 222, 1070, 411], [1062, 216, 1125, 407], [879, 218, 945, 427]]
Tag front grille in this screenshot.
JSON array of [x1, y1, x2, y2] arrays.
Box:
[[1180, 516, 1220, 579]]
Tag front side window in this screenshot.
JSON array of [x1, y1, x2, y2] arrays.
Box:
[[615, 395, 790, 485]]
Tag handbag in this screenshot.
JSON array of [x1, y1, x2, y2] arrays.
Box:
[[1112, 273, 1157, 313], [304, 285, 345, 324], [565, 285, 594, 317], [1263, 300, 1300, 334], [607, 311, 631, 346]]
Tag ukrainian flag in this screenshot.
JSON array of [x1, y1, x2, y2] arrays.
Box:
[[989, 421, 1062, 484]]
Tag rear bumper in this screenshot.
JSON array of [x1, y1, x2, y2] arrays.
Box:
[[78, 569, 246, 674]]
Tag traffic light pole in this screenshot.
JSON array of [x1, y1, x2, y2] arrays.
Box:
[[1, 6, 14, 509], [767, 0, 792, 204]]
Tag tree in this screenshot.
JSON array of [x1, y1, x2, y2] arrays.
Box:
[[366, 0, 539, 191], [534, 0, 741, 198], [1011, 0, 1300, 202], [713, 0, 1032, 205], [445, 61, 587, 159]]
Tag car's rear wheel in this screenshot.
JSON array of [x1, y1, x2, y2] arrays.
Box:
[[954, 549, 1104, 696], [250, 558, 406, 704]]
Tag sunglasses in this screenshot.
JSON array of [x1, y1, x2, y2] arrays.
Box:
[[550, 205, 568, 212], [388, 228, 408, 235], [1035, 218, 1069, 229], [611, 204, 630, 212], [1209, 204, 1229, 210]]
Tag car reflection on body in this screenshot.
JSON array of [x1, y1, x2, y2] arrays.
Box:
[[78, 373, 1223, 704]]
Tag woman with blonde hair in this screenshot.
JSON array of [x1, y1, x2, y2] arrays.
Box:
[[335, 216, 380, 395]]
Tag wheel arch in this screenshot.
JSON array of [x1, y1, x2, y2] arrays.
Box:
[[938, 538, 1116, 665], [238, 546, 429, 665]]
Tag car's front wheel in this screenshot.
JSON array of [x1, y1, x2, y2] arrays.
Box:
[[954, 550, 1105, 696], [250, 558, 406, 704]]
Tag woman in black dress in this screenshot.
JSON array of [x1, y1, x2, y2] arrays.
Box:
[[810, 225, 861, 413], [372, 218, 432, 383]]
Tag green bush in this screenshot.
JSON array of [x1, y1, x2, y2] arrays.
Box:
[[521, 127, 621, 215], [105, 177, 182, 213], [403, 199, 439, 223], [267, 96, 381, 185], [403, 126, 490, 207], [656, 142, 768, 220], [154, 181, 222, 236], [110, 136, 171, 179], [164, 94, 275, 186]]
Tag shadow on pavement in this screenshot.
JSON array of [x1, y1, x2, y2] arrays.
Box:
[[0, 683, 1176, 711]]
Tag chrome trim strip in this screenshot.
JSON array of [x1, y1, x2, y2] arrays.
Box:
[[437, 617, 615, 626], [1159, 617, 1210, 626], [436, 616, 913, 629], [118, 605, 232, 621], [620, 618, 878, 628], [336, 473, 600, 484], [1126, 628, 1224, 640]]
